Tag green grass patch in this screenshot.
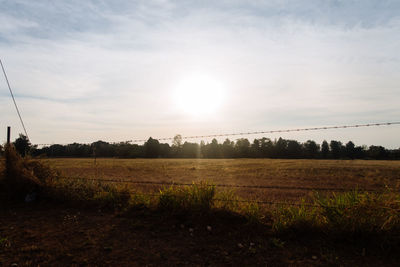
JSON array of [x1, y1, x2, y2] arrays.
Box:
[[272, 190, 400, 239]]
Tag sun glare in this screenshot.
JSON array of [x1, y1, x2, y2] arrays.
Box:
[[174, 74, 225, 116]]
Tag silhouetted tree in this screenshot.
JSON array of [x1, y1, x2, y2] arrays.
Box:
[[92, 141, 114, 157], [330, 140, 342, 159], [251, 139, 261, 157], [159, 143, 171, 158], [368, 145, 388, 159], [203, 139, 221, 158], [274, 138, 287, 158], [181, 142, 200, 158], [144, 137, 160, 158], [259, 138, 274, 157], [28, 135, 397, 160], [235, 138, 251, 158], [345, 141, 356, 159], [304, 140, 320, 158], [354, 145, 367, 159], [321, 140, 329, 158], [171, 134, 183, 157], [13, 134, 31, 157], [222, 139, 235, 158], [287, 140, 302, 158]]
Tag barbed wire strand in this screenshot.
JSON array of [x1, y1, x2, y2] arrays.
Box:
[[51, 186, 320, 207], [57, 176, 382, 193], [0, 59, 30, 141], [51, 185, 400, 208], [35, 121, 400, 146]]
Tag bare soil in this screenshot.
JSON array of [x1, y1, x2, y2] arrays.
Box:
[[1, 201, 399, 266]]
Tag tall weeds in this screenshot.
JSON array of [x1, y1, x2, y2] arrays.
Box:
[[272, 190, 400, 237], [158, 181, 215, 212], [1, 145, 42, 199]]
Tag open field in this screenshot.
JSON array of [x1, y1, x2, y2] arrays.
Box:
[[2, 154, 400, 266], [42, 158, 400, 203]]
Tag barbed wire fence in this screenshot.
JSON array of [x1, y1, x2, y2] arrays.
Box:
[[3, 121, 400, 206], [53, 174, 394, 207], [35, 121, 400, 146], [3, 58, 399, 208], [31, 121, 400, 206]]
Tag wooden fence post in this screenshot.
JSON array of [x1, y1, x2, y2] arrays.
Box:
[[7, 126, 10, 144]]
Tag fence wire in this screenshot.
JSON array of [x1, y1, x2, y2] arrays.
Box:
[[58, 176, 383, 193], [52, 184, 320, 207], [35, 121, 400, 146], [54, 175, 389, 207]]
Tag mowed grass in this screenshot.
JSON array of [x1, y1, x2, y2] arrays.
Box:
[[41, 158, 400, 203]]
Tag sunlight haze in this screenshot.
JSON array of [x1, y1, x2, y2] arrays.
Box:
[[0, 0, 399, 147]]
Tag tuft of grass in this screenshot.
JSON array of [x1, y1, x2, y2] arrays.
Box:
[[158, 181, 215, 212], [271, 190, 400, 239], [129, 192, 152, 208], [214, 189, 241, 210], [315, 190, 400, 235], [241, 202, 265, 223], [44, 178, 132, 210], [92, 187, 131, 210], [272, 200, 321, 233]]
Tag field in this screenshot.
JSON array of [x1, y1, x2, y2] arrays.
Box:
[[2, 156, 400, 266], [43, 158, 400, 203]]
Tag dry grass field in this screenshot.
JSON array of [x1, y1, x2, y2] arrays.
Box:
[[41, 158, 400, 203], [2, 155, 400, 266]]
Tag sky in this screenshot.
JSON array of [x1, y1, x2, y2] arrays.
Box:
[[0, 0, 399, 148]]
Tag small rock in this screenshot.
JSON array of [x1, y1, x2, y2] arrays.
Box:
[[180, 224, 185, 229], [25, 192, 37, 203], [250, 242, 255, 246], [312, 255, 318, 260], [206, 226, 212, 232], [237, 243, 244, 248], [189, 228, 194, 233]]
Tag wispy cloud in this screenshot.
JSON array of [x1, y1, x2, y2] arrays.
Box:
[[0, 0, 399, 147]]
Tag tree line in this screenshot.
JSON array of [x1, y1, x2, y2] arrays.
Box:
[[2, 134, 399, 160]]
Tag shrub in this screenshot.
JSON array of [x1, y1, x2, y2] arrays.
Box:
[[1, 145, 42, 200]]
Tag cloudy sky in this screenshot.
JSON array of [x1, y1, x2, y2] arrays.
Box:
[[1, 0, 399, 147]]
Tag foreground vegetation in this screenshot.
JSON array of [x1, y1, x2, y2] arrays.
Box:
[[43, 157, 400, 202], [1, 145, 400, 237], [1, 145, 400, 265]]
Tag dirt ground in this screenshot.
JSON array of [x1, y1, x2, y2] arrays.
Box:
[[1, 201, 398, 266]]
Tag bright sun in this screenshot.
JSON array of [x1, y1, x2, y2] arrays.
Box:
[[174, 73, 225, 116]]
